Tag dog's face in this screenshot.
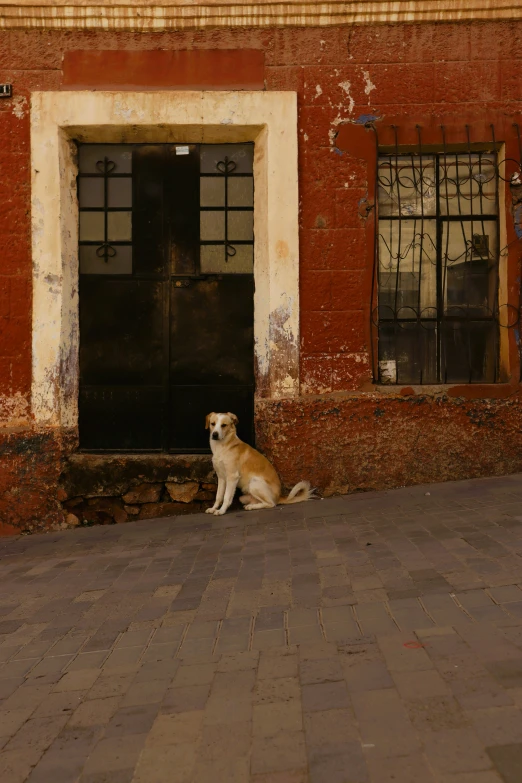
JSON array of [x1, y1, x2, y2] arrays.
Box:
[[205, 412, 238, 442]]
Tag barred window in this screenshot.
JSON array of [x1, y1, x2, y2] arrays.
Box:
[[376, 148, 501, 384]]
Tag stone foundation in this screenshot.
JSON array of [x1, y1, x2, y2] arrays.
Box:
[[59, 453, 220, 528]]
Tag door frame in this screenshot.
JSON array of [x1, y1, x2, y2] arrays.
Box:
[[30, 90, 300, 434]]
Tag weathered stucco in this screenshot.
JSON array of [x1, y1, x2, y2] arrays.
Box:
[[1, 20, 522, 534], [30, 89, 300, 432]]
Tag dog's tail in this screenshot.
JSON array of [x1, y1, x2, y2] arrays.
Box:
[[279, 480, 316, 505]]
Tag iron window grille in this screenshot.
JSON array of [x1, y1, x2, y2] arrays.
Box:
[[375, 132, 512, 385]]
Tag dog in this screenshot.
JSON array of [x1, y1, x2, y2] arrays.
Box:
[[205, 412, 315, 516]]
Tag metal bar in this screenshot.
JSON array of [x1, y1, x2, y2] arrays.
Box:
[[416, 124, 425, 383], [465, 125, 474, 383], [438, 129, 445, 382], [369, 122, 380, 382], [382, 214, 496, 222]]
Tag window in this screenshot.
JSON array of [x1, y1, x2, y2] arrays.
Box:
[[376, 148, 500, 384], [77, 143, 255, 452]]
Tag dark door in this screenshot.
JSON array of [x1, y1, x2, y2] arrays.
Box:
[[78, 143, 255, 452]]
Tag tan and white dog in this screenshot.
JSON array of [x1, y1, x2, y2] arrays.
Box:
[[205, 412, 314, 516]]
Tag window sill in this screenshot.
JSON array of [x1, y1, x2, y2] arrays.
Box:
[[363, 383, 517, 400]]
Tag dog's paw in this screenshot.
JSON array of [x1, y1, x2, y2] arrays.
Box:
[[213, 508, 226, 516], [205, 507, 217, 514], [244, 504, 256, 511]]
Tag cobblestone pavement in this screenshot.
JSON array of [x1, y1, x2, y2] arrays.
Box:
[[2, 475, 522, 782]]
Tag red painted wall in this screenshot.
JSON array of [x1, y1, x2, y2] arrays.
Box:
[[1, 21, 522, 532]]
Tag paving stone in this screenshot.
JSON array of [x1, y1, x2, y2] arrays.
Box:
[[251, 731, 307, 774], [54, 669, 101, 692], [33, 690, 86, 718], [304, 707, 359, 747], [467, 706, 522, 746], [355, 603, 396, 635], [487, 744, 522, 783], [253, 701, 303, 736], [387, 597, 434, 631], [215, 651, 258, 672], [68, 697, 122, 727], [351, 688, 420, 758], [133, 743, 197, 783], [377, 633, 434, 672], [255, 654, 296, 685], [27, 724, 104, 782], [162, 685, 210, 714], [309, 742, 369, 783], [0, 746, 46, 783], [5, 714, 69, 752], [6, 478, 522, 781], [171, 663, 216, 688], [343, 660, 395, 693], [254, 677, 301, 705], [252, 629, 287, 649], [104, 703, 160, 737], [423, 728, 492, 773], [489, 586, 522, 604], [120, 679, 169, 706], [81, 734, 147, 775], [145, 711, 204, 747], [406, 694, 467, 732], [421, 594, 471, 626], [366, 754, 436, 783], [302, 680, 351, 712]]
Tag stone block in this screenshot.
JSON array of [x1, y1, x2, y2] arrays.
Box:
[[166, 482, 200, 503], [122, 483, 162, 504]]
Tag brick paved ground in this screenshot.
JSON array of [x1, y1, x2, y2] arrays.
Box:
[[2, 474, 522, 782]]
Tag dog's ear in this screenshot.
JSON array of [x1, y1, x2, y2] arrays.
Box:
[[205, 413, 215, 430], [227, 413, 238, 426]]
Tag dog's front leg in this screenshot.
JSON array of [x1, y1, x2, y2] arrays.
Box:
[[213, 475, 239, 516], [206, 476, 226, 514]]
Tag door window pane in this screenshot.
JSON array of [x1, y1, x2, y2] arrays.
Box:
[[78, 145, 133, 174], [80, 212, 104, 241], [108, 212, 132, 242], [228, 211, 254, 242], [228, 178, 254, 207], [80, 245, 132, 275], [201, 211, 225, 241], [201, 244, 253, 274], [200, 144, 254, 174], [78, 178, 104, 208], [108, 178, 132, 208], [200, 177, 225, 207]]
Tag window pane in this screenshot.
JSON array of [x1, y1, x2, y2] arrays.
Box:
[[201, 211, 225, 241], [200, 244, 253, 274], [80, 212, 104, 241], [439, 154, 497, 216], [441, 221, 497, 315], [108, 177, 132, 208], [228, 178, 254, 207], [108, 212, 132, 242], [441, 320, 497, 383], [80, 244, 132, 275], [78, 145, 133, 175], [378, 219, 437, 315], [200, 177, 225, 207], [378, 155, 436, 217], [378, 321, 437, 385], [200, 144, 254, 174], [78, 178, 104, 208], [228, 211, 254, 241]]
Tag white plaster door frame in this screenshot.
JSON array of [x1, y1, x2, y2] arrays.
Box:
[[30, 90, 299, 431]]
